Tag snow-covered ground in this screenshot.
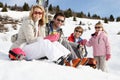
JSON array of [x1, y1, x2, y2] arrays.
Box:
[[0, 11, 120, 80]]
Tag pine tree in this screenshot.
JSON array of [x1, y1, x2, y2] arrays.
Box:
[[1, 6, 7, 12], [87, 12, 91, 18], [23, 2, 30, 11], [5, 3, 7, 8], [73, 16, 77, 21], [55, 5, 60, 13], [92, 14, 100, 19], [116, 17, 120, 22], [76, 11, 86, 18], [0, 2, 3, 7], [104, 17, 108, 23], [48, 4, 53, 12], [64, 8, 73, 18], [67, 8, 72, 17], [11, 4, 17, 10], [109, 15, 114, 21]]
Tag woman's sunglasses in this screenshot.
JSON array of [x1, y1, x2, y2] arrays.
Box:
[[33, 11, 43, 15]]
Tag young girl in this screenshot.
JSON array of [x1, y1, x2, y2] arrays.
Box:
[[86, 22, 111, 72]]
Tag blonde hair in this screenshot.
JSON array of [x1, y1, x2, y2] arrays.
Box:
[[95, 21, 107, 33], [29, 5, 45, 26]]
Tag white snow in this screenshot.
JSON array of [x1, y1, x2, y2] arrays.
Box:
[[0, 10, 120, 80]]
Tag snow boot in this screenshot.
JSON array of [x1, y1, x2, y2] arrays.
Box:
[[55, 54, 81, 68], [64, 54, 81, 67], [64, 58, 81, 68], [54, 56, 65, 65]]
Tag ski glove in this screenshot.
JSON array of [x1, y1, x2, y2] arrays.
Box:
[[79, 39, 87, 45], [106, 54, 111, 61], [44, 33, 60, 42]]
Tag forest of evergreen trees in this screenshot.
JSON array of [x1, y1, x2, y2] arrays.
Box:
[[0, 2, 120, 23]]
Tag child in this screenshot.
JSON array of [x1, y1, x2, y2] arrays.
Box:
[[86, 22, 111, 72], [68, 26, 87, 58]]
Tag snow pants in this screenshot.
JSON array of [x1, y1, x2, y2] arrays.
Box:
[[61, 39, 78, 59], [23, 38, 70, 61], [94, 56, 107, 72]]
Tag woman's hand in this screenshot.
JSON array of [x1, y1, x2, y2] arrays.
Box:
[[44, 33, 60, 42]]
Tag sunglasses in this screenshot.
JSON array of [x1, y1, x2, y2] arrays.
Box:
[[56, 18, 64, 23], [75, 30, 82, 33], [95, 26, 101, 29], [33, 11, 43, 15]]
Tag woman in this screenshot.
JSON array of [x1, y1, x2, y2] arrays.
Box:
[[10, 5, 70, 62], [86, 22, 111, 72]]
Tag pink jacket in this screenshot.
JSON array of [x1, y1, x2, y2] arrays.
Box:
[[86, 31, 111, 56]]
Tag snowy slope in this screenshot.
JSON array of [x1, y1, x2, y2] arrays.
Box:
[[0, 11, 120, 80]]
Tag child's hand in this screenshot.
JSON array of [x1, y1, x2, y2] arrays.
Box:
[[79, 39, 87, 45], [106, 54, 111, 61]]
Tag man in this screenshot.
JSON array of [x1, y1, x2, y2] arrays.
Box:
[[45, 12, 78, 59], [45, 12, 96, 68]]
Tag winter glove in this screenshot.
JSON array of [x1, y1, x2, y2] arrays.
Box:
[[106, 54, 111, 61], [91, 32, 98, 36], [44, 33, 60, 42], [79, 39, 87, 45]]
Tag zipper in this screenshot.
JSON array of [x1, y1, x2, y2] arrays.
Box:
[[98, 37, 100, 44]]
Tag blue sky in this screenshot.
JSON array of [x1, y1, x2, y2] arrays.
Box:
[[0, 0, 120, 18]]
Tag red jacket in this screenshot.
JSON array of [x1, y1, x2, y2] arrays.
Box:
[[68, 33, 82, 43], [68, 33, 75, 42]]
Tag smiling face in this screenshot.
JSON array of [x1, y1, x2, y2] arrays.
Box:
[[94, 22, 104, 33], [95, 24, 103, 33], [29, 5, 45, 26], [74, 29, 83, 38], [73, 26, 83, 38], [53, 15, 65, 29], [32, 7, 43, 22]]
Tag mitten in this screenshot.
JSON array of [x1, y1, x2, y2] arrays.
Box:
[[44, 33, 60, 42], [106, 54, 111, 61], [79, 39, 87, 45], [91, 32, 98, 36]]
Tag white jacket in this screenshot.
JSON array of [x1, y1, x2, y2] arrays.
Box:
[[10, 18, 45, 49], [10, 18, 70, 61]]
